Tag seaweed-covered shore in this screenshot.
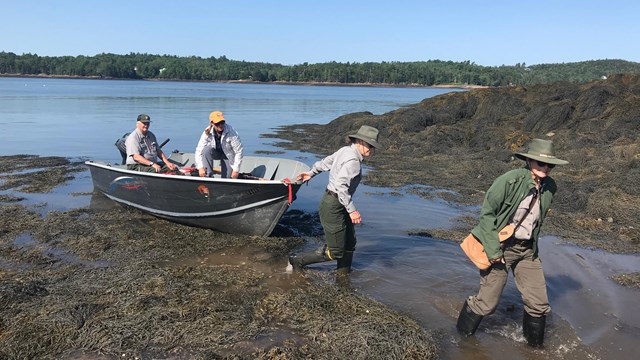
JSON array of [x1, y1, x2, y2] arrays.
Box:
[[267, 74, 640, 256], [0, 155, 437, 359], [3, 74, 640, 358]]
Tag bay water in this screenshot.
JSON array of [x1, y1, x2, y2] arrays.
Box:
[[1, 77, 638, 359]]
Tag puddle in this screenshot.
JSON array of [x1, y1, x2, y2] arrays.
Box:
[[163, 246, 300, 294], [10, 232, 109, 268]]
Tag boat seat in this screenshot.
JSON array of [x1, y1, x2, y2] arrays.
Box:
[[261, 159, 280, 180], [245, 159, 279, 180], [173, 158, 191, 167], [115, 132, 130, 165]]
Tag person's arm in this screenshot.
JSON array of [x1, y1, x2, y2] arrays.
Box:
[[475, 176, 509, 261], [132, 153, 152, 165], [229, 132, 243, 178], [334, 158, 360, 221], [125, 132, 142, 165], [195, 131, 208, 176], [158, 148, 176, 170], [296, 152, 336, 183]]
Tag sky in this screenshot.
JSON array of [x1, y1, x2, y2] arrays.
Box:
[[2, 0, 639, 67]]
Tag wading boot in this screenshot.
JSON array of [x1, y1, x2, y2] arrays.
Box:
[[523, 311, 546, 347], [336, 250, 354, 275], [288, 245, 331, 272], [456, 300, 484, 336], [335, 250, 354, 289]]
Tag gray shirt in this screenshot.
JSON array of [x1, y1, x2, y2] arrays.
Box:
[[511, 188, 541, 240], [309, 144, 363, 213], [125, 128, 159, 165]]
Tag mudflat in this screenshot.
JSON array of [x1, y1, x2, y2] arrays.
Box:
[[0, 155, 437, 359], [3, 74, 640, 358]]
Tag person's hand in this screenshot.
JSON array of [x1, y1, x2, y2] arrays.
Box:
[[198, 168, 206, 177], [167, 163, 177, 171], [231, 171, 240, 179], [490, 257, 505, 265], [151, 163, 160, 173], [349, 210, 362, 224], [296, 172, 312, 183]]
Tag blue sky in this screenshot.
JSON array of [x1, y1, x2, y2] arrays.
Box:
[[2, 0, 638, 66]]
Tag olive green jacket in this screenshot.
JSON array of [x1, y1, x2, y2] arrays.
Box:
[[470, 168, 557, 260]]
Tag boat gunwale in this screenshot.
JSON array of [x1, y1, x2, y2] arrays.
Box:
[[84, 160, 300, 185]]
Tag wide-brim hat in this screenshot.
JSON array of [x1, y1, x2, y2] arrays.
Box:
[[348, 125, 381, 149], [515, 138, 568, 165]]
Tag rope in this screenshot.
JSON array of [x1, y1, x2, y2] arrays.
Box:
[[281, 178, 293, 204]]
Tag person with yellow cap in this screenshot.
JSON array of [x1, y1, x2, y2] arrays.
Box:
[[195, 111, 244, 178]]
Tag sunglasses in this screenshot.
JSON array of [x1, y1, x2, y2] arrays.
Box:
[[535, 160, 555, 169], [211, 121, 225, 126]]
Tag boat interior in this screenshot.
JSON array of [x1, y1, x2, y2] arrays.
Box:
[[114, 134, 309, 181]]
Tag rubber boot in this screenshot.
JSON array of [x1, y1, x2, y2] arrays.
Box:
[[336, 250, 354, 275], [335, 251, 354, 289], [523, 311, 546, 347], [456, 300, 484, 336], [288, 245, 331, 271]]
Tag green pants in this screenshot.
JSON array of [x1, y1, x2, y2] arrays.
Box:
[[466, 240, 550, 317], [318, 192, 356, 259], [127, 163, 175, 173]]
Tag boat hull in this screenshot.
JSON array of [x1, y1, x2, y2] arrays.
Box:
[[86, 155, 308, 236]]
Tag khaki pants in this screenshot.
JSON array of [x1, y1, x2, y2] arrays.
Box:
[[467, 240, 550, 317]]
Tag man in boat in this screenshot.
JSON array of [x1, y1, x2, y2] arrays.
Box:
[[195, 111, 244, 179], [456, 138, 568, 347], [125, 114, 178, 173], [288, 125, 381, 276]]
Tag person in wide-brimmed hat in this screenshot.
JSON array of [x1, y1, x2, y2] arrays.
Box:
[[288, 125, 381, 277], [456, 138, 568, 347]]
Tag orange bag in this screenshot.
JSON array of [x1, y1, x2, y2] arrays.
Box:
[[460, 233, 491, 270], [498, 224, 515, 242], [461, 225, 515, 270]]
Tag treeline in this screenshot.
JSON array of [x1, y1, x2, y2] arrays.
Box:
[[1, 51, 639, 87]]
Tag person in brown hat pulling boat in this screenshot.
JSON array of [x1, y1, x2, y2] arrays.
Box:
[[456, 138, 568, 347], [288, 125, 381, 276]]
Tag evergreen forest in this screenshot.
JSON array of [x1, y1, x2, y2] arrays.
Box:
[[1, 51, 639, 87]]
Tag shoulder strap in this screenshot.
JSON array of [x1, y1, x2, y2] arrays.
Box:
[[514, 188, 539, 231]]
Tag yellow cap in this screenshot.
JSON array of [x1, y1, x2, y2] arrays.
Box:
[[209, 111, 225, 123]]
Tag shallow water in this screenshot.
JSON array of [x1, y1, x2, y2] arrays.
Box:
[[37, 165, 637, 359], [291, 175, 640, 360], [2, 78, 638, 359]]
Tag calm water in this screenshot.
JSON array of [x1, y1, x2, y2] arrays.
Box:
[[1, 77, 638, 360]]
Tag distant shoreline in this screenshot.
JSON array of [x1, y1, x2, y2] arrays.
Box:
[[0, 73, 487, 90]]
